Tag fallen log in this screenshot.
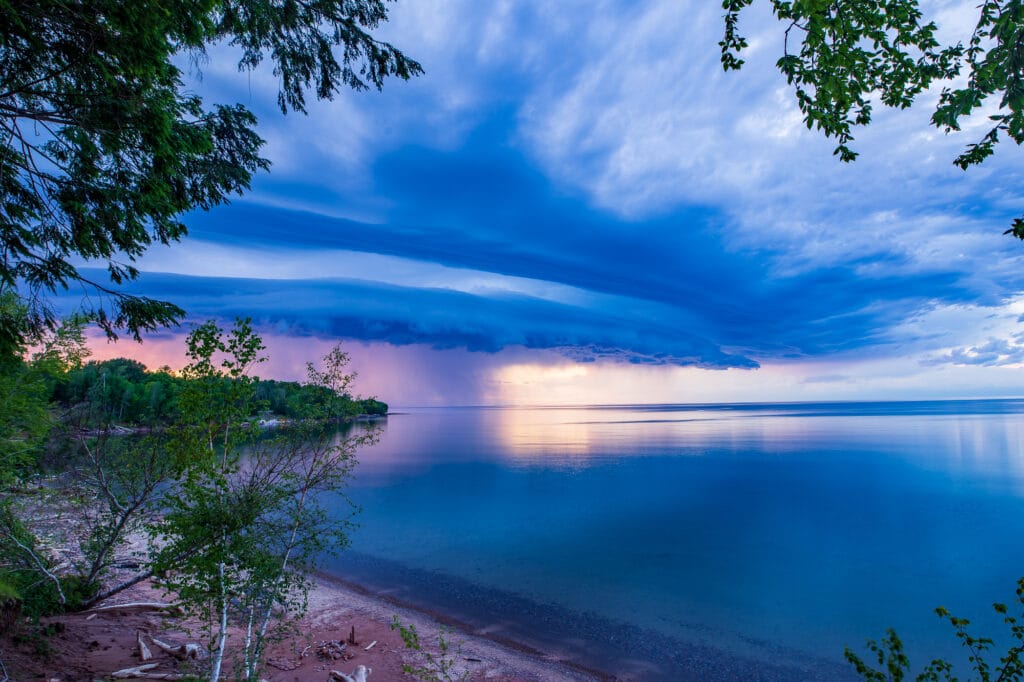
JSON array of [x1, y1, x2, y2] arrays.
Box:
[[88, 602, 184, 616], [329, 665, 371, 682], [110, 663, 184, 679], [137, 631, 152, 661], [112, 663, 158, 678], [150, 636, 199, 660]]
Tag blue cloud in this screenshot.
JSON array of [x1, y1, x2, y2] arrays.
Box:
[[91, 1, 1024, 378], [67, 270, 756, 368], [178, 133, 981, 363]]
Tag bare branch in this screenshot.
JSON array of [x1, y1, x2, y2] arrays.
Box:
[[1, 530, 65, 605]]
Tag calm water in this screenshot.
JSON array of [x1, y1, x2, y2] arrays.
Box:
[[323, 401, 1024, 680]]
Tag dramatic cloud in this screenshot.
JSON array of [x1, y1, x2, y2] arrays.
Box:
[[69, 269, 754, 368], [69, 1, 1024, 398]]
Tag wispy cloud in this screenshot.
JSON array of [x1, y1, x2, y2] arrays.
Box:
[[928, 336, 1024, 367]]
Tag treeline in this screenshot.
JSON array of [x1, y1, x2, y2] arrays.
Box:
[[50, 358, 387, 428], [256, 379, 387, 421]]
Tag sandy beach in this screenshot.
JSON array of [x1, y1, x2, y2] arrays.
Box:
[[1, 572, 603, 682]]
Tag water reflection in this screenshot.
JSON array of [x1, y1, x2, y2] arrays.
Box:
[[332, 401, 1024, 678], [364, 402, 1024, 476]]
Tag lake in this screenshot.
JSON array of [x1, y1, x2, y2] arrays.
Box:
[[322, 401, 1024, 680]]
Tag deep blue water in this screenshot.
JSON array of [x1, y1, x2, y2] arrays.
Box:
[[323, 401, 1024, 680]]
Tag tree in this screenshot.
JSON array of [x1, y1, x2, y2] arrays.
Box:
[[720, 1, 1024, 237], [0, 0, 422, 353], [0, 312, 95, 617], [303, 344, 359, 421], [0, 302, 88, 485], [151, 323, 371, 681]]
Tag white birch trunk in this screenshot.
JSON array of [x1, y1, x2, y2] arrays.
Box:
[[209, 561, 230, 682], [243, 605, 256, 680], [249, 469, 316, 680]]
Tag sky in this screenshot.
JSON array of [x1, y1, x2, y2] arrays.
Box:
[[80, 0, 1024, 406]]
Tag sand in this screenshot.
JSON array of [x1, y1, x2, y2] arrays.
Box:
[[0, 573, 603, 682]]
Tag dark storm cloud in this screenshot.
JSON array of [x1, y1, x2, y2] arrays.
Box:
[[178, 140, 980, 363], [69, 270, 756, 368]]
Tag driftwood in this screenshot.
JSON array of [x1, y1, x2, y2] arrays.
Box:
[[150, 636, 199, 660], [363, 640, 377, 651], [110, 663, 185, 679], [315, 640, 349, 661], [329, 665, 371, 682], [111, 664, 157, 679], [137, 631, 153, 661], [89, 602, 184, 616]]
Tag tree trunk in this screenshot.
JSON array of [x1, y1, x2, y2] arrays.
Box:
[[79, 569, 154, 609], [208, 562, 229, 682]]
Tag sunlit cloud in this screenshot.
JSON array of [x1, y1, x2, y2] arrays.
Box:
[[486, 355, 1024, 406]]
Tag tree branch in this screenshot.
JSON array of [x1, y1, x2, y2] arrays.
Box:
[[2, 530, 65, 605]]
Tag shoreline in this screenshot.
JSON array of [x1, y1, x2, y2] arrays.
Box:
[[1, 556, 857, 681], [317, 553, 856, 682], [1, 572, 603, 682], [307, 571, 607, 681]]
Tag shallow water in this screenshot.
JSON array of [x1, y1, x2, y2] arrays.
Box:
[[322, 401, 1024, 679]]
